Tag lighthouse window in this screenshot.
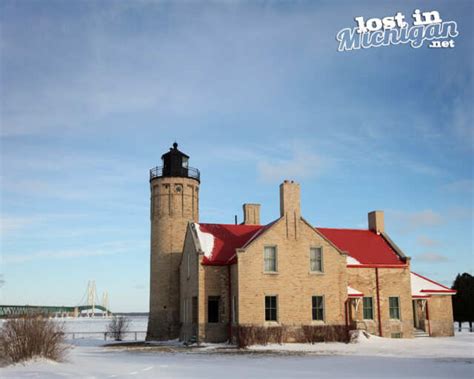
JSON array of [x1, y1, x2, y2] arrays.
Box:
[[182, 157, 189, 168]]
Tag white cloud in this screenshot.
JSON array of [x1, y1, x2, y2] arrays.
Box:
[[3, 240, 147, 264], [257, 150, 326, 183], [416, 235, 441, 248], [389, 209, 444, 233], [442, 180, 474, 193], [0, 215, 35, 235], [417, 252, 449, 263], [451, 96, 474, 150]]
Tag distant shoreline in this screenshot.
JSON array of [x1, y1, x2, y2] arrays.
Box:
[[113, 313, 148, 317]]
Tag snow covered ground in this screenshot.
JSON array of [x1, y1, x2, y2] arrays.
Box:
[[1, 318, 473, 378]]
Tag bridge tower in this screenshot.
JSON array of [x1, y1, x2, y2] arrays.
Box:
[[146, 143, 200, 340], [87, 280, 96, 317], [102, 291, 109, 317]]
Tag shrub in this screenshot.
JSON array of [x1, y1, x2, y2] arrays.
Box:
[[107, 315, 130, 341], [301, 325, 349, 344], [0, 315, 69, 364], [235, 325, 288, 348]]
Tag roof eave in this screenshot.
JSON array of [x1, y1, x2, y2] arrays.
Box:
[[381, 232, 410, 262]]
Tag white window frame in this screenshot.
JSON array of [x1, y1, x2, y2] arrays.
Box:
[[363, 296, 374, 320], [264, 246, 278, 273], [389, 296, 401, 320], [310, 246, 324, 273]]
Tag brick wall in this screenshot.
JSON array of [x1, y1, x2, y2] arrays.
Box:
[[236, 217, 348, 328], [198, 263, 229, 342], [147, 176, 199, 341], [427, 296, 455, 336], [179, 228, 199, 342], [348, 266, 414, 338]]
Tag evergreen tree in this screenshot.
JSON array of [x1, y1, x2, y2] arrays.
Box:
[[452, 273, 474, 332]]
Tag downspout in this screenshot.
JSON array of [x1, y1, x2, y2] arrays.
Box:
[[425, 299, 431, 336], [344, 299, 349, 328], [228, 264, 232, 342], [375, 268, 383, 337], [344, 299, 350, 342]]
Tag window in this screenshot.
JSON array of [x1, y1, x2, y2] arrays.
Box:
[[182, 157, 189, 168], [391, 332, 402, 338], [264, 246, 277, 272], [182, 299, 187, 323], [310, 247, 323, 272], [187, 252, 191, 279], [312, 296, 324, 321], [192, 297, 198, 324], [389, 297, 400, 319], [265, 296, 278, 321], [231, 296, 237, 323], [363, 297, 373, 320], [208, 296, 220, 323]]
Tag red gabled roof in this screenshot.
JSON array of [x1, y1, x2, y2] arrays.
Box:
[[317, 228, 405, 266], [195, 223, 406, 267], [198, 223, 264, 265]]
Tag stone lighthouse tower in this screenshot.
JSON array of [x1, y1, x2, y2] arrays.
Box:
[[146, 143, 200, 340]]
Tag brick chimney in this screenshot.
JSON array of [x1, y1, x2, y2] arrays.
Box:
[[243, 203, 261, 225], [280, 180, 301, 239], [280, 180, 301, 218], [368, 210, 384, 234]]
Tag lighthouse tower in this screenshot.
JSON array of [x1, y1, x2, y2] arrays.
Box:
[[146, 143, 200, 340]]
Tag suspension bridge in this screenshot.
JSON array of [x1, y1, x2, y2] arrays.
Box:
[[0, 281, 112, 318]]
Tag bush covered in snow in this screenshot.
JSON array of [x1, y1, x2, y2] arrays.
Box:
[[0, 315, 69, 365]]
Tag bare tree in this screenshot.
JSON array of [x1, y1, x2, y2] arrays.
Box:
[[107, 315, 130, 341]]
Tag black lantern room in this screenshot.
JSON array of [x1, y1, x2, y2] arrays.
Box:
[[150, 143, 200, 182], [162, 142, 189, 177]]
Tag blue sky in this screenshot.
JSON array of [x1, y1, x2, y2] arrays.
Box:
[[1, 0, 472, 312]]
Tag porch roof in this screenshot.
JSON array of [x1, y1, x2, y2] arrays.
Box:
[[347, 286, 364, 297], [411, 272, 456, 297]]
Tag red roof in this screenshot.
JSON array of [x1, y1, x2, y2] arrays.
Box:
[[317, 228, 405, 266], [198, 223, 264, 265], [195, 222, 406, 267]]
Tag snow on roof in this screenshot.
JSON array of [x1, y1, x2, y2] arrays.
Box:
[[346, 256, 361, 265], [195, 223, 264, 265], [317, 228, 405, 266], [195, 223, 215, 259], [411, 272, 456, 297], [348, 286, 364, 297]]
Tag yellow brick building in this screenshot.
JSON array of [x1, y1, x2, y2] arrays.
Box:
[[146, 144, 456, 343]]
